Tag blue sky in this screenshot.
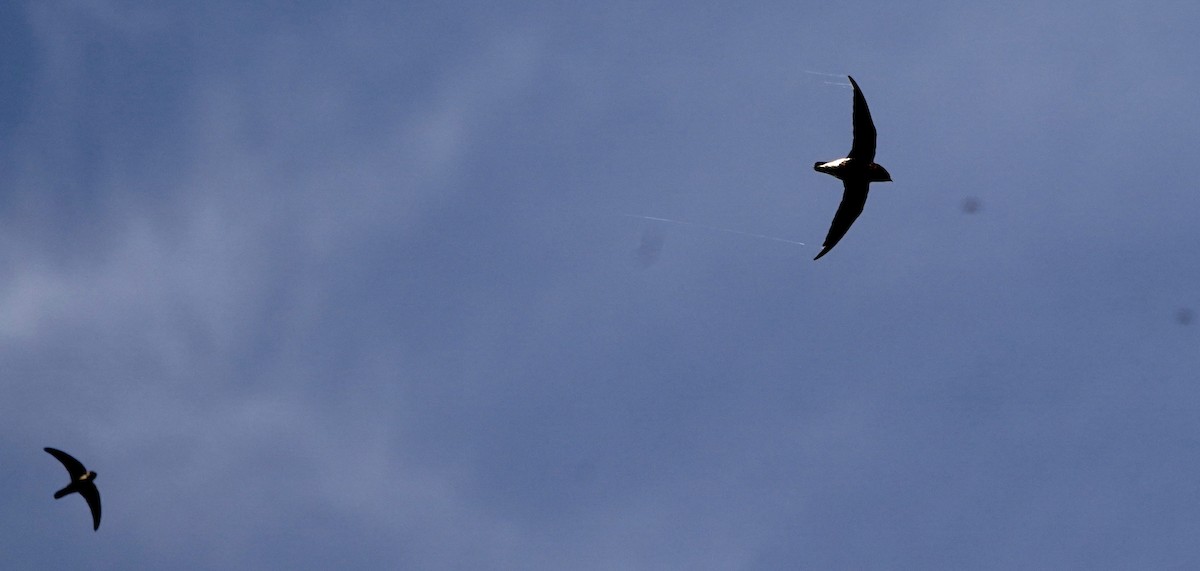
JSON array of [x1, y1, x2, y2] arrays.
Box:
[[2, 1, 1199, 569]]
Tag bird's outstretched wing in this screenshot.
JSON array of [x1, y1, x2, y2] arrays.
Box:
[[814, 181, 869, 260], [44, 447, 87, 479], [846, 76, 876, 163], [78, 485, 102, 530]]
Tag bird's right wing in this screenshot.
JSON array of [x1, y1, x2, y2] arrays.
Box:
[[813, 181, 869, 260], [79, 485, 102, 531], [44, 447, 87, 479]]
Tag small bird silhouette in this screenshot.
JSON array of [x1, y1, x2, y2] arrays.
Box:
[[44, 447, 101, 531], [812, 76, 892, 260]]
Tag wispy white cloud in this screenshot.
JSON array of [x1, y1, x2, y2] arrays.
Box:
[[5, 2, 1200, 569], [2, 6, 556, 566]]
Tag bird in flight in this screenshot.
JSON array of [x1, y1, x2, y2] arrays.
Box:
[[44, 447, 102, 531], [812, 76, 891, 260]]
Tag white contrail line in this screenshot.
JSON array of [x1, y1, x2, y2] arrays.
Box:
[[622, 214, 807, 247], [800, 70, 851, 87]]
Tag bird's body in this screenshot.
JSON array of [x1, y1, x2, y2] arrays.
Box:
[[812, 76, 891, 260], [44, 447, 101, 531]]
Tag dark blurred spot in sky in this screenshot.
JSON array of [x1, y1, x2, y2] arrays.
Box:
[[1176, 307, 1194, 325], [961, 197, 981, 214], [633, 224, 666, 268]]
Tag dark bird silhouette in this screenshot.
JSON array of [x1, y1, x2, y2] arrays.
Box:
[[812, 76, 892, 260], [44, 447, 101, 531]]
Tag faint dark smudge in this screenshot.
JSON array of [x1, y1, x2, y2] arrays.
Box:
[[633, 224, 665, 268], [961, 197, 981, 214], [1176, 307, 1194, 325]]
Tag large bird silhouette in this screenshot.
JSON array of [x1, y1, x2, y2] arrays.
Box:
[[812, 76, 892, 260], [44, 447, 101, 531]]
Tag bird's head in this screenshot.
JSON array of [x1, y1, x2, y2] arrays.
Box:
[[869, 163, 892, 183], [83, 471, 97, 482]]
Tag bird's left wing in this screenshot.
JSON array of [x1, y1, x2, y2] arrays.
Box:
[[846, 76, 877, 163], [44, 448, 87, 479]]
